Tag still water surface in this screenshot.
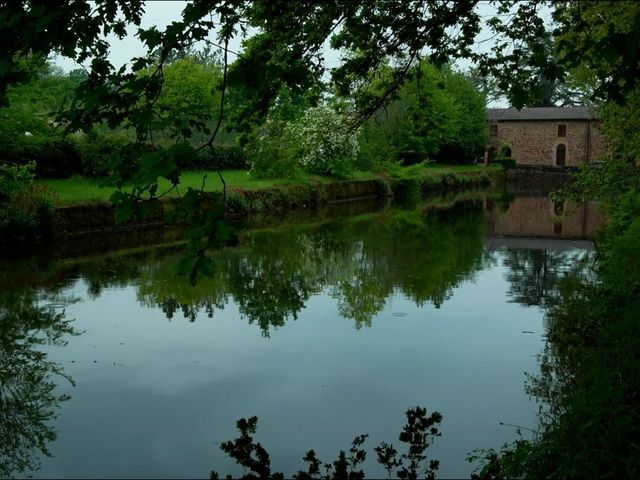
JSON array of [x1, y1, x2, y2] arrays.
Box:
[[1, 195, 601, 478]]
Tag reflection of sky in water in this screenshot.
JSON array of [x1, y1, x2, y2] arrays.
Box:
[[35, 249, 559, 479]]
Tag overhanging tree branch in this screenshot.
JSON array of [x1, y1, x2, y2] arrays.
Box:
[[197, 35, 229, 201]]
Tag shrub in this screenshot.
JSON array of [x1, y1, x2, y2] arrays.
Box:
[[75, 132, 248, 177], [225, 190, 249, 216], [399, 150, 430, 166], [0, 162, 54, 240], [493, 157, 516, 169], [245, 105, 359, 179], [245, 120, 300, 179], [492, 144, 516, 169], [373, 177, 393, 197]]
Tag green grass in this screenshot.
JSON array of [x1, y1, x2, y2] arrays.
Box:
[[41, 170, 315, 205], [40, 164, 497, 205]]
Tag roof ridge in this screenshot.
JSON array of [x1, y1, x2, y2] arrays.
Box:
[[486, 106, 597, 120]]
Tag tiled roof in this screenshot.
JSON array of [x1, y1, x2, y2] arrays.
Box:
[[487, 107, 598, 121]]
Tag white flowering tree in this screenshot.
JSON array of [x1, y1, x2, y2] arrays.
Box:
[[246, 104, 360, 179], [286, 105, 360, 177]]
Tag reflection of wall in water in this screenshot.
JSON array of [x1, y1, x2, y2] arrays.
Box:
[[485, 196, 605, 239]]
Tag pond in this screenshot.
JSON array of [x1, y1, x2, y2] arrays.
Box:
[[0, 193, 602, 479]]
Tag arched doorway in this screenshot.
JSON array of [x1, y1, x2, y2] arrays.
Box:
[[556, 144, 566, 166], [487, 147, 496, 164]]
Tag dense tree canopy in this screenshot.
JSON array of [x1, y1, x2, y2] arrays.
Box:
[[150, 52, 224, 143], [1, 1, 481, 129], [2, 1, 638, 130]]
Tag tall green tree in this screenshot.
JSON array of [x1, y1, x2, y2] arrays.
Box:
[[358, 62, 486, 165], [151, 55, 224, 144], [469, 32, 595, 108], [0, 60, 77, 139]]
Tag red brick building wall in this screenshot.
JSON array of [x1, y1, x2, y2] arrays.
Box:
[[485, 120, 607, 167]]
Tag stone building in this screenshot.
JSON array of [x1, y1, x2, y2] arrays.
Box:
[[485, 107, 607, 167]]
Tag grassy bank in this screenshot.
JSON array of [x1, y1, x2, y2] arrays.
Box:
[[39, 164, 499, 205]]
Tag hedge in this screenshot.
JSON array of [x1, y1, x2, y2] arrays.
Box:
[[0, 132, 248, 179], [0, 135, 82, 178]]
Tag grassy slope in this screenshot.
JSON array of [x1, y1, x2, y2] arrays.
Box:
[[40, 165, 498, 205]]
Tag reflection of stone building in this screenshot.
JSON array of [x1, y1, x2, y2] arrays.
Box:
[[485, 196, 605, 240], [485, 107, 607, 167]]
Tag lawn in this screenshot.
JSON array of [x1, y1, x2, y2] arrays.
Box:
[[41, 170, 316, 205], [40, 164, 498, 205]]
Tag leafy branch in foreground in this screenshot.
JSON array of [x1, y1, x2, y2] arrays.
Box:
[[209, 407, 442, 480]]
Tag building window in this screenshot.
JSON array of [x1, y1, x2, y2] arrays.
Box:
[[553, 222, 563, 235], [556, 144, 566, 166], [490, 123, 498, 135], [554, 200, 564, 216], [557, 124, 567, 137]]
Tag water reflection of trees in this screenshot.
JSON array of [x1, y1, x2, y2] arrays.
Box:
[[479, 250, 636, 478], [135, 202, 488, 333], [501, 249, 596, 308], [0, 290, 76, 477], [3, 200, 602, 340]]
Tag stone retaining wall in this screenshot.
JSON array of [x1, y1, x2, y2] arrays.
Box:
[[52, 174, 492, 236]]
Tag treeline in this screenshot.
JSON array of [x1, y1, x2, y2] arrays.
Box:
[[0, 52, 247, 180], [0, 51, 487, 181]]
